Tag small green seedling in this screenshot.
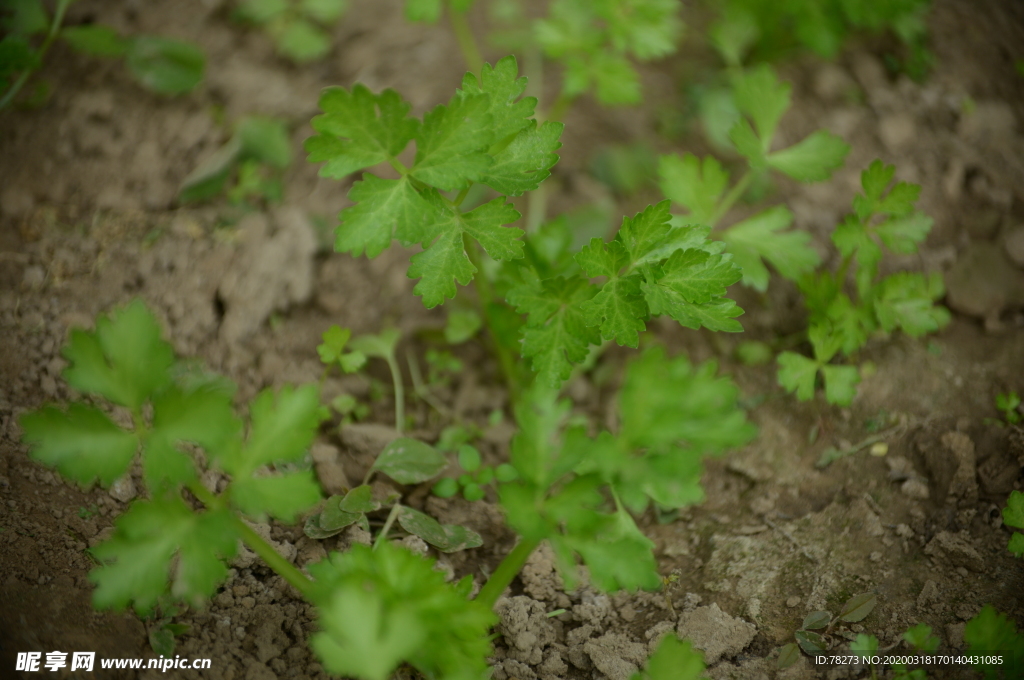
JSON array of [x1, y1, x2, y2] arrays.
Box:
[[234, 0, 347, 63], [146, 599, 191, 658], [778, 592, 878, 669], [1, 0, 205, 110], [995, 391, 1022, 425], [178, 116, 292, 205], [1002, 490, 1024, 558], [850, 622, 940, 680], [432, 444, 519, 501], [964, 605, 1024, 679], [317, 325, 367, 375], [777, 160, 949, 405]]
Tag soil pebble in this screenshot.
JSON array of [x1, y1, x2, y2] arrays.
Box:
[[675, 603, 756, 665]]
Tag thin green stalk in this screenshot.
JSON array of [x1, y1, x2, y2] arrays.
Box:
[[476, 537, 540, 609], [385, 352, 405, 434], [448, 3, 483, 73], [0, 0, 73, 111], [708, 170, 753, 228], [374, 504, 402, 550], [234, 518, 316, 600], [464, 237, 521, 405]]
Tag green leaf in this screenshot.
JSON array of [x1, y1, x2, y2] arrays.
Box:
[[580, 273, 647, 347], [432, 477, 459, 498], [854, 160, 921, 220], [309, 543, 495, 680], [509, 275, 600, 387], [851, 633, 879, 657], [965, 606, 1024, 679], [147, 385, 241, 489], [235, 0, 288, 23], [794, 629, 826, 655], [568, 505, 661, 591], [237, 116, 292, 168], [220, 384, 322, 477], [576, 236, 630, 279], [777, 351, 819, 401], [722, 205, 820, 291], [874, 212, 932, 254], [317, 499, 362, 533], [302, 0, 347, 24], [777, 642, 800, 669], [307, 85, 418, 178], [634, 635, 705, 680], [274, 18, 331, 62], [61, 25, 129, 57], [230, 471, 322, 522], [336, 175, 433, 258], [350, 327, 401, 359], [649, 248, 741, 305], [408, 196, 523, 308], [340, 484, 380, 513], [732, 65, 791, 148], [709, 9, 758, 67], [459, 55, 535, 143], [592, 51, 641, 105], [457, 445, 481, 472], [397, 506, 483, 552], [411, 93, 493, 191], [444, 309, 482, 344], [149, 628, 175, 658], [20, 404, 139, 487], [803, 611, 831, 630], [821, 364, 860, 406], [873, 272, 950, 337], [838, 593, 877, 622], [729, 118, 766, 167], [125, 36, 205, 95], [90, 499, 237, 614], [62, 300, 174, 410], [903, 623, 940, 652], [657, 153, 729, 226], [2, 0, 48, 35], [767, 130, 850, 182], [482, 120, 563, 195], [821, 294, 874, 355], [1003, 491, 1024, 529], [318, 325, 352, 364], [177, 135, 242, 203], [372, 438, 447, 484], [1009, 532, 1024, 558], [404, 0, 442, 23]]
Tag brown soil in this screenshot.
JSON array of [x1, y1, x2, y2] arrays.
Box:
[[2, 1, 1023, 679]]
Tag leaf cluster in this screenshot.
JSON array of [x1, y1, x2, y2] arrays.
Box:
[[308, 542, 496, 680], [778, 160, 950, 405], [659, 65, 848, 293], [306, 55, 563, 308], [1002, 490, 1024, 558], [964, 605, 1024, 679], [234, 0, 347, 63], [432, 443, 519, 501], [19, 301, 325, 614], [500, 348, 755, 592], [510, 200, 745, 387], [534, 0, 684, 105], [777, 592, 877, 669]]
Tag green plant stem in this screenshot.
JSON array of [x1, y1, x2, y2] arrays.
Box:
[[464, 237, 521, 405], [476, 537, 540, 609], [708, 170, 753, 228], [384, 352, 406, 434], [448, 3, 483, 73], [233, 517, 316, 600], [0, 0, 73, 111], [374, 504, 402, 550]]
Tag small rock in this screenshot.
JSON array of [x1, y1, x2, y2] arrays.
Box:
[[310, 442, 349, 495], [584, 633, 648, 680], [676, 603, 756, 665], [1004, 226, 1024, 267], [901, 478, 930, 499], [786, 596, 802, 608], [879, 113, 916, 151], [924, 531, 985, 573], [21, 266, 45, 290], [398, 535, 429, 556], [945, 242, 1024, 320], [813, 63, 857, 102], [108, 475, 137, 503]]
